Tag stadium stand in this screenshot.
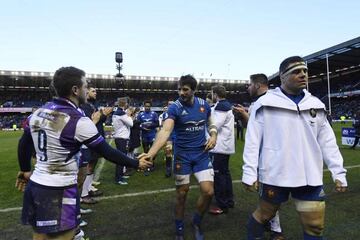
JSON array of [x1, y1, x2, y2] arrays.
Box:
[[269, 36, 360, 119], [0, 71, 249, 129], [1, 36, 359, 129]]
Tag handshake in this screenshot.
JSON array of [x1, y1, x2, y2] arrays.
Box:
[[137, 155, 153, 170]]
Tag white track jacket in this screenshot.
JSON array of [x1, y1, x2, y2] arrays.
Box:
[[242, 87, 347, 187], [210, 99, 235, 155]]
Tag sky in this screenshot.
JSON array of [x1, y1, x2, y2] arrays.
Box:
[[0, 0, 359, 80]]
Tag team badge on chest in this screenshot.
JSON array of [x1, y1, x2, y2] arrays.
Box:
[[199, 107, 205, 113]]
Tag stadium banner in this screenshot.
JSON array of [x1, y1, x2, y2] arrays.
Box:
[[0, 107, 32, 113], [341, 127, 359, 147]]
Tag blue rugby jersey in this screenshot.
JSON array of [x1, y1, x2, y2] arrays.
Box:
[[137, 110, 159, 139], [167, 97, 211, 151]]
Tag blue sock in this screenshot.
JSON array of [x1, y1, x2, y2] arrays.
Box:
[[192, 212, 202, 226], [304, 232, 323, 240], [246, 215, 264, 240], [175, 219, 184, 235]]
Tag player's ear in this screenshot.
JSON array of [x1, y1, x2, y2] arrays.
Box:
[[72, 85, 79, 96]]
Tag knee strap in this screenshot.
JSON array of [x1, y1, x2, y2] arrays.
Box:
[[294, 200, 325, 212]]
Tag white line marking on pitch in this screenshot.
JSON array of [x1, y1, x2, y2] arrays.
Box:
[[1, 164, 359, 213], [92, 139, 112, 182]]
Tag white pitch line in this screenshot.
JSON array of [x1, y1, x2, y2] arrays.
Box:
[[1, 164, 359, 213], [92, 139, 113, 182]]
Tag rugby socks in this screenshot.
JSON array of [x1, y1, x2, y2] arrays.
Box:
[[165, 156, 172, 168], [192, 212, 202, 226], [303, 232, 323, 240], [247, 215, 264, 240], [81, 173, 93, 197], [175, 219, 184, 236], [74, 229, 84, 240], [165, 156, 172, 174]]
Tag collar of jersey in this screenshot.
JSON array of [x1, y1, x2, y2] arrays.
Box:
[[54, 97, 78, 109]]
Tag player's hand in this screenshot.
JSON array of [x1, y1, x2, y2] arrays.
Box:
[[137, 153, 153, 170], [165, 143, 172, 152], [127, 107, 135, 117], [242, 181, 258, 192], [102, 107, 114, 116], [204, 135, 217, 151], [334, 179, 347, 193], [15, 171, 31, 192], [92, 111, 102, 124], [233, 104, 248, 117], [232, 104, 246, 113]]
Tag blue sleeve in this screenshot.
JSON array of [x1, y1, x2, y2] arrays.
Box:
[[205, 101, 211, 119], [18, 130, 34, 172], [167, 104, 178, 121], [89, 140, 139, 168]]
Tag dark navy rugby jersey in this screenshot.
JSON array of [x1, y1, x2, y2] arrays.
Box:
[[167, 97, 211, 151]]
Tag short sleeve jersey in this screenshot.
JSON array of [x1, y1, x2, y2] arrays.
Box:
[[137, 111, 159, 137], [29, 98, 104, 187], [167, 97, 211, 151]]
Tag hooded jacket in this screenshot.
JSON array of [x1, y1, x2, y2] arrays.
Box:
[[209, 99, 235, 155], [242, 87, 347, 187]]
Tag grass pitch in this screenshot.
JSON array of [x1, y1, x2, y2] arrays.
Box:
[[0, 122, 359, 239]]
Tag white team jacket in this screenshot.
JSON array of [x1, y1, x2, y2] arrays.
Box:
[[210, 100, 235, 155], [242, 87, 347, 187], [112, 110, 133, 139]]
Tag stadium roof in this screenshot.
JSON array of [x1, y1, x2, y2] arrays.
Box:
[[269, 36, 360, 84], [0, 70, 249, 94]]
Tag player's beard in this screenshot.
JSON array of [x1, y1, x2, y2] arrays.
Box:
[[78, 95, 86, 105], [179, 95, 192, 104]]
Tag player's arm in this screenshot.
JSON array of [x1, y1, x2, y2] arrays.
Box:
[[205, 115, 217, 151], [318, 113, 347, 192], [120, 114, 134, 127], [88, 138, 150, 170], [139, 118, 174, 160], [16, 129, 34, 191], [147, 113, 160, 130], [242, 106, 263, 189], [233, 104, 249, 127], [77, 117, 151, 170], [151, 114, 160, 129]]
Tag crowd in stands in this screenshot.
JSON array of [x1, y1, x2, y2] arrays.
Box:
[[1, 78, 359, 129], [331, 95, 360, 119], [0, 114, 27, 129]]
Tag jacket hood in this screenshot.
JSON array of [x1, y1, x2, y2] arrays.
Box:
[[254, 87, 325, 112]]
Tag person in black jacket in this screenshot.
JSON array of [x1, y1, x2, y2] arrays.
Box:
[[79, 85, 113, 203]]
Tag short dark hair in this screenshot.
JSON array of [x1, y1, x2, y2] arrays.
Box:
[[212, 85, 226, 98], [87, 82, 96, 89], [52, 67, 85, 98], [279, 56, 305, 74], [144, 100, 152, 106], [179, 74, 197, 91], [250, 73, 268, 86]]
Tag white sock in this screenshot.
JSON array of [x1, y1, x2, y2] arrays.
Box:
[[269, 211, 282, 232], [81, 174, 93, 197], [74, 229, 84, 240]]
